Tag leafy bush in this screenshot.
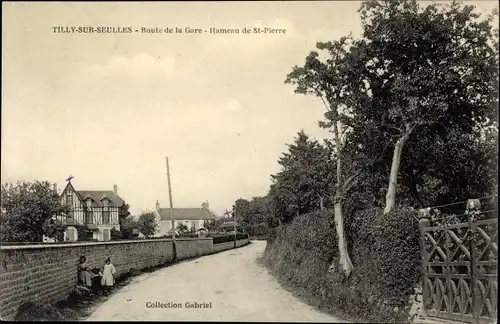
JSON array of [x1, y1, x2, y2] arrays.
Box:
[[120, 216, 139, 239], [176, 223, 189, 233], [212, 235, 234, 245], [236, 233, 249, 240], [14, 301, 66, 321], [263, 207, 420, 323], [137, 212, 158, 238], [75, 225, 94, 241], [110, 228, 122, 240], [1, 181, 69, 243]]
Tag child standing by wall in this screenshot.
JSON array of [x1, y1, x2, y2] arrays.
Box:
[[100, 257, 116, 294], [78, 256, 93, 289]]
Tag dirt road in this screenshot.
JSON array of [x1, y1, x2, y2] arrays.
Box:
[[85, 241, 345, 322]]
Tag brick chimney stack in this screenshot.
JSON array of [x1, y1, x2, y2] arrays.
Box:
[[156, 200, 160, 211], [113, 184, 118, 195]]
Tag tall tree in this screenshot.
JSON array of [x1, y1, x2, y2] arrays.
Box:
[[0, 181, 68, 242], [247, 196, 270, 225], [310, 0, 498, 216], [270, 131, 335, 223], [118, 203, 131, 237], [349, 0, 499, 214], [286, 42, 356, 276], [233, 198, 251, 225], [119, 203, 131, 223]]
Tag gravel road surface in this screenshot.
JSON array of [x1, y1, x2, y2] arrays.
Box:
[[85, 241, 345, 322]]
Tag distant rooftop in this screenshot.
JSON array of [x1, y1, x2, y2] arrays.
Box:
[[76, 190, 125, 208], [157, 208, 213, 221], [219, 221, 240, 228]]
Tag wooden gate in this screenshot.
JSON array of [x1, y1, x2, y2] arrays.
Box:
[[418, 199, 498, 324]]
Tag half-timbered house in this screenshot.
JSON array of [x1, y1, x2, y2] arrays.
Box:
[[60, 181, 126, 241]]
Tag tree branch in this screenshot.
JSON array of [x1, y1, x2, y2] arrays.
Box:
[[388, 125, 405, 133], [314, 88, 332, 112], [342, 141, 391, 193]]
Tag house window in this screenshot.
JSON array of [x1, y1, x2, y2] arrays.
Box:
[[103, 199, 109, 208], [85, 211, 93, 224], [86, 199, 92, 208], [103, 209, 110, 225], [66, 192, 73, 207]]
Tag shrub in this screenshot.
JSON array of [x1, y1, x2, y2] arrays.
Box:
[[212, 235, 233, 245], [236, 233, 249, 240], [14, 301, 66, 321], [110, 228, 122, 240], [75, 225, 94, 241]]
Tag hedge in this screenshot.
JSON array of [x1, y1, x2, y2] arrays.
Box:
[[263, 207, 421, 323], [244, 223, 268, 237]]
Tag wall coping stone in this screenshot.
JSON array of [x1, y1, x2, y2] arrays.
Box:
[[0, 237, 213, 251]]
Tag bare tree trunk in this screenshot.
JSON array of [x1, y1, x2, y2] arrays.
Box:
[[319, 195, 325, 211], [332, 187, 353, 276], [328, 117, 354, 277], [384, 124, 415, 214]]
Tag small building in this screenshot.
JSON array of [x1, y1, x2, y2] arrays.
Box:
[[154, 201, 215, 236], [218, 221, 244, 233], [60, 181, 127, 241]]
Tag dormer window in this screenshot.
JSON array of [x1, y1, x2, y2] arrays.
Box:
[[102, 198, 111, 225], [100, 194, 111, 208], [66, 191, 73, 206]]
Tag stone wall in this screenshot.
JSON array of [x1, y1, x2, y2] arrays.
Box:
[[212, 241, 235, 253], [235, 238, 250, 248], [0, 236, 251, 320], [175, 238, 213, 260]]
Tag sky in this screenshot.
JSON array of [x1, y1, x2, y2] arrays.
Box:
[[2, 1, 498, 216]]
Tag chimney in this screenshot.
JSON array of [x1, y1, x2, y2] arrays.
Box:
[[156, 200, 160, 211], [113, 184, 118, 195]]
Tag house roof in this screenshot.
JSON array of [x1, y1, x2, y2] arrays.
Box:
[[158, 208, 213, 221], [76, 190, 125, 208], [219, 221, 240, 228]]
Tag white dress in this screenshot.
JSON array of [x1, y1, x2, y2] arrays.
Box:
[[101, 263, 116, 286]]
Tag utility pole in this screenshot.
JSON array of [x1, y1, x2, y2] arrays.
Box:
[[233, 209, 237, 248], [166, 156, 175, 241]]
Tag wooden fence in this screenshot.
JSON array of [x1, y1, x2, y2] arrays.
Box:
[[418, 198, 498, 324]]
